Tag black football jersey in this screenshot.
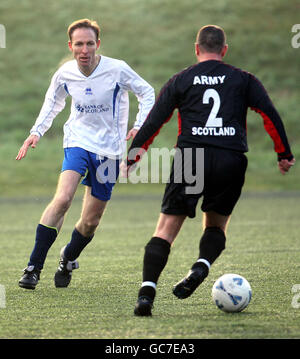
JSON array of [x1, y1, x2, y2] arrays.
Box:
[[127, 60, 293, 165]]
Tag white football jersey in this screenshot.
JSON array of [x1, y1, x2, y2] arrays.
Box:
[[30, 56, 155, 158]]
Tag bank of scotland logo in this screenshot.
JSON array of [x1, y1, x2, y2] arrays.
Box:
[[75, 103, 109, 114], [85, 87, 93, 95], [75, 104, 84, 112]]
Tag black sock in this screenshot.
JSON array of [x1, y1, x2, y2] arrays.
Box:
[[192, 226, 226, 271], [63, 228, 94, 261], [28, 224, 58, 270], [138, 237, 171, 300]]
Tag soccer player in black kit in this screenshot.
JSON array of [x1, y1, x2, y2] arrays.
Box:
[[121, 25, 295, 316]]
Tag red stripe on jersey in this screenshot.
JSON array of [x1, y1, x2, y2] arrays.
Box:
[[141, 110, 174, 152], [251, 107, 286, 153], [127, 110, 175, 165], [177, 111, 182, 136]]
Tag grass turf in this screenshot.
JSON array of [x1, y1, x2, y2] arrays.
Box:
[[0, 191, 300, 339]]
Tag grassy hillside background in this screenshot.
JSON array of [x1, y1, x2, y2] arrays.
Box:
[[0, 0, 299, 196]]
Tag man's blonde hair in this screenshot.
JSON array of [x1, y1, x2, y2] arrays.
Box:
[[68, 19, 100, 42]]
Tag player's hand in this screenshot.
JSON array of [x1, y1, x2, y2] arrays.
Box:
[[278, 158, 295, 175], [125, 128, 138, 141], [120, 160, 137, 178], [16, 134, 40, 160], [120, 160, 130, 178]]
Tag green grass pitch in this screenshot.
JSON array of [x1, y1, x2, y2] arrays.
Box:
[[0, 191, 300, 339]]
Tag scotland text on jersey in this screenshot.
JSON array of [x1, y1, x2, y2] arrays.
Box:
[[192, 126, 235, 136]]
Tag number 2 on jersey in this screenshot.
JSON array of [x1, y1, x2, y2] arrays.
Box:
[[203, 88, 222, 128]]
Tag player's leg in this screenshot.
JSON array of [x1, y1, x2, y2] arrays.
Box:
[[173, 211, 229, 299], [19, 170, 81, 289], [202, 210, 230, 233], [198, 210, 230, 269], [54, 153, 117, 288], [154, 212, 187, 244], [40, 170, 82, 230], [54, 186, 107, 288], [66, 185, 107, 259], [134, 213, 186, 316], [173, 148, 247, 299], [134, 150, 196, 316]]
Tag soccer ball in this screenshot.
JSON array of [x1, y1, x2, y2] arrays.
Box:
[[212, 273, 252, 313]]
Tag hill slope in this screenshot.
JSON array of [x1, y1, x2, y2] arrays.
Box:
[[0, 0, 299, 195]]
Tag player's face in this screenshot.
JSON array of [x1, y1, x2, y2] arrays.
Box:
[[69, 28, 100, 70]]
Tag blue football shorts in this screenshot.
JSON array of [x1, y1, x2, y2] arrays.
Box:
[[61, 147, 120, 201]]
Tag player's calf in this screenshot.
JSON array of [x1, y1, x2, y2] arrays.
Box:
[[134, 237, 171, 316]]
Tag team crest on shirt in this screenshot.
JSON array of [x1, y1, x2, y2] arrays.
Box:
[[85, 87, 93, 95]]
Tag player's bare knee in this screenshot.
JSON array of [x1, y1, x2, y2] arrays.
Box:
[[80, 217, 100, 236], [52, 193, 73, 214]]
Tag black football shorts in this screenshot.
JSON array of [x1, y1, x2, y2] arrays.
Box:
[[161, 147, 248, 218]]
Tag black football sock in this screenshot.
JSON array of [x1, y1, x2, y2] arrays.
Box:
[[192, 226, 226, 272], [28, 224, 58, 270], [63, 228, 94, 261], [138, 236, 171, 300]]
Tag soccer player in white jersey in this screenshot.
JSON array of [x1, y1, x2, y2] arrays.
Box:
[[16, 19, 155, 289]]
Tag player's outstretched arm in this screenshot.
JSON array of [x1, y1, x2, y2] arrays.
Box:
[[16, 134, 40, 160], [278, 158, 296, 175]]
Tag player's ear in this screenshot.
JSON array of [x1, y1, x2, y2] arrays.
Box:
[[195, 43, 200, 56], [96, 39, 101, 49], [68, 41, 73, 52], [221, 44, 228, 58]]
